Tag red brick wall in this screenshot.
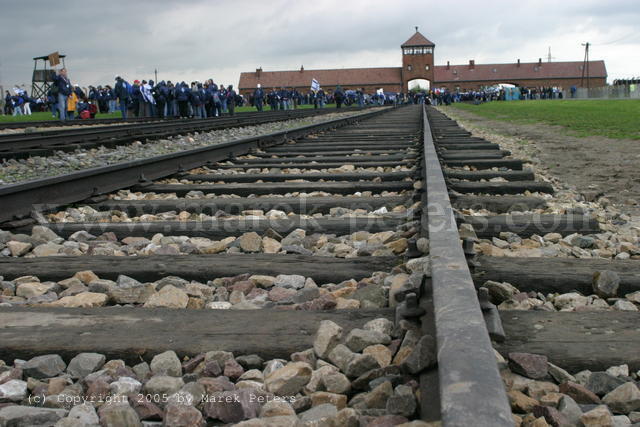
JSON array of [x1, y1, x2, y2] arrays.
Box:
[[434, 77, 606, 91], [401, 52, 435, 92]]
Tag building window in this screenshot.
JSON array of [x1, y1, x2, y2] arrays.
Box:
[[425, 65, 430, 71], [425, 47, 433, 54], [407, 65, 412, 71]]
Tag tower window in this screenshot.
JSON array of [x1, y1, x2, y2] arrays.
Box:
[[407, 65, 413, 71], [425, 65, 430, 71]]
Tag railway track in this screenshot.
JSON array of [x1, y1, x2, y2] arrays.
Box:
[[0, 104, 639, 426], [0, 115, 179, 131], [0, 108, 365, 160]]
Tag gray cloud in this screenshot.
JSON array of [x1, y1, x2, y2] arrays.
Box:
[[0, 0, 638, 93]]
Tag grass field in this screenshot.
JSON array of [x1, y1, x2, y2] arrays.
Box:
[[449, 99, 640, 140], [0, 103, 347, 123]]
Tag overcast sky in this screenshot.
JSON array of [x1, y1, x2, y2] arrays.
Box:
[[1, 0, 639, 91]]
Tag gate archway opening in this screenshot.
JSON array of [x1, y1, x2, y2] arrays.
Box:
[[408, 78, 431, 92]]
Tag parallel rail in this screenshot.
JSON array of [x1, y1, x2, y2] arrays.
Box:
[[0, 107, 369, 159], [0, 108, 386, 224]]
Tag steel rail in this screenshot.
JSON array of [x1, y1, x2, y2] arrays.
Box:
[[0, 107, 389, 225], [0, 107, 365, 131], [0, 108, 364, 155], [421, 104, 512, 426]]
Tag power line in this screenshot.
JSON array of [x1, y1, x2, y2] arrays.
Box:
[[600, 32, 640, 46]]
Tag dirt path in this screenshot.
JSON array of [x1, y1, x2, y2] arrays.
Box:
[[441, 106, 640, 216]]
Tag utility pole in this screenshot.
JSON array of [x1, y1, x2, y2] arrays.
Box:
[[547, 46, 555, 62], [580, 42, 590, 88]]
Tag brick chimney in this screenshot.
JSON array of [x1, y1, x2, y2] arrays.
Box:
[[446, 61, 450, 70], [469, 60, 475, 70], [256, 67, 262, 77], [538, 58, 542, 66], [517, 59, 520, 67], [300, 65, 304, 72]]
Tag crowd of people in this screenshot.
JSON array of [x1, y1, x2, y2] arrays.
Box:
[[3, 67, 577, 120]]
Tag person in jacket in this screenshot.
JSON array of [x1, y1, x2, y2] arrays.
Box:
[[66, 90, 79, 119], [20, 92, 32, 115], [191, 82, 205, 118], [46, 89, 58, 118], [226, 85, 237, 116], [334, 85, 345, 109], [253, 84, 264, 111], [4, 91, 12, 115], [175, 82, 191, 118], [53, 68, 72, 120], [267, 88, 278, 111], [114, 76, 131, 119], [131, 80, 142, 117], [154, 81, 168, 118], [11, 94, 23, 116]]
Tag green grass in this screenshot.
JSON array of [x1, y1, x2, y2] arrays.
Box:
[[0, 111, 121, 122], [449, 99, 640, 140], [0, 103, 352, 123]]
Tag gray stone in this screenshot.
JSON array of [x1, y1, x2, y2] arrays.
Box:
[[164, 404, 205, 426], [313, 320, 343, 359], [88, 279, 117, 293], [484, 280, 519, 304], [117, 275, 143, 288], [0, 379, 27, 401], [345, 354, 380, 378], [593, 270, 620, 298], [323, 371, 351, 394], [364, 380, 393, 409], [273, 274, 305, 289], [150, 350, 182, 377], [236, 354, 264, 370], [110, 377, 143, 395], [586, 372, 627, 396], [363, 318, 394, 337], [133, 362, 151, 380], [403, 334, 437, 374], [558, 395, 583, 426], [23, 354, 67, 379], [328, 344, 355, 372], [203, 388, 262, 423], [299, 403, 338, 423], [0, 406, 67, 426], [66, 403, 99, 425], [264, 362, 312, 396], [67, 352, 106, 379], [353, 284, 386, 308], [508, 352, 548, 379], [603, 382, 640, 414], [31, 226, 60, 244], [386, 384, 416, 416], [573, 235, 596, 249], [108, 284, 155, 304], [548, 362, 576, 384], [344, 329, 391, 352], [98, 403, 141, 427], [144, 375, 184, 396]]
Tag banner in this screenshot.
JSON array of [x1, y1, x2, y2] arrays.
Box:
[[311, 79, 320, 91], [48, 52, 61, 67]]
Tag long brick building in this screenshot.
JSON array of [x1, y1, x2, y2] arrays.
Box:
[[238, 29, 607, 95]]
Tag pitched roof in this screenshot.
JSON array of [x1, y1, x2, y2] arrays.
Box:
[[401, 31, 435, 47], [239, 67, 402, 90], [434, 60, 607, 83]]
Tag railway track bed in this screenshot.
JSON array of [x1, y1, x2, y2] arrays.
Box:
[[0, 105, 639, 426]]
